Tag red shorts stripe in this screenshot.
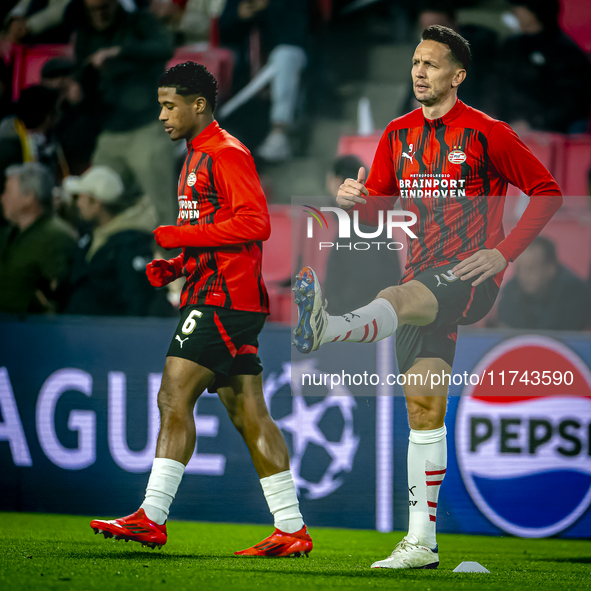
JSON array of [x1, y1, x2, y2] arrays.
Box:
[[237, 344, 257, 355], [425, 469, 447, 476], [214, 311, 237, 357], [344, 330, 352, 341], [368, 319, 379, 343], [426, 480, 443, 486], [462, 286, 476, 318], [429, 515, 436, 522], [427, 501, 437, 508]]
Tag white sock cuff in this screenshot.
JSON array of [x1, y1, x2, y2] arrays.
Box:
[[409, 426, 447, 445], [260, 470, 302, 520], [145, 458, 185, 497], [260, 469, 294, 493], [151, 457, 185, 477], [375, 297, 398, 323]]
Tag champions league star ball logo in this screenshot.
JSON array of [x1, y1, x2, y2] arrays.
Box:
[[456, 336, 591, 538], [263, 360, 359, 499]]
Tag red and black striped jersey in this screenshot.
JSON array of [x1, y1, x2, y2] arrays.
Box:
[[356, 100, 563, 287], [175, 120, 270, 313]]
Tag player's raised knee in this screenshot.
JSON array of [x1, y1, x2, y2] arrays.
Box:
[[377, 282, 438, 326]]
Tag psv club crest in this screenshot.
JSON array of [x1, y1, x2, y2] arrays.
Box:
[[187, 172, 197, 186], [448, 148, 466, 164]]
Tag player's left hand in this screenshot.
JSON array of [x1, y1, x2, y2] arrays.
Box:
[[153, 225, 182, 249], [452, 249, 508, 287]]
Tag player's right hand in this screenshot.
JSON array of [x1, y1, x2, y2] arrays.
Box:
[[336, 167, 369, 210], [146, 259, 178, 287]]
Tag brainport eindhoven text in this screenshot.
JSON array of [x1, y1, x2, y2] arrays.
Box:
[[398, 177, 467, 198]]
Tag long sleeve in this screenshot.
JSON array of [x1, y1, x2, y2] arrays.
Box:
[[352, 127, 399, 226], [175, 148, 270, 247], [488, 122, 563, 262], [169, 252, 185, 276]]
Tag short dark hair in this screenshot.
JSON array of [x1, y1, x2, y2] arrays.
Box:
[[333, 155, 365, 179], [530, 236, 558, 265], [421, 25, 471, 70], [159, 62, 219, 112]]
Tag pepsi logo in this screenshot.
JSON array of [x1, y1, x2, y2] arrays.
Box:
[[456, 335, 591, 537], [448, 149, 466, 164], [187, 172, 197, 187]]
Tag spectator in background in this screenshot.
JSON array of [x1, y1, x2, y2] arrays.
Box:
[[177, 0, 226, 45], [323, 155, 402, 316], [149, 0, 186, 44], [72, 0, 177, 224], [494, 0, 591, 134], [40, 57, 102, 176], [497, 236, 591, 330], [402, 1, 497, 115], [220, 0, 308, 162], [150, 0, 226, 45], [0, 162, 76, 314], [3, 0, 73, 44], [63, 165, 173, 316], [0, 85, 63, 195]]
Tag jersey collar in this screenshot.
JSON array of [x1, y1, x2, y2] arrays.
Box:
[[187, 119, 220, 151], [423, 98, 465, 128]]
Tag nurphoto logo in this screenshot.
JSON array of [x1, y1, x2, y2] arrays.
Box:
[[303, 206, 417, 251]]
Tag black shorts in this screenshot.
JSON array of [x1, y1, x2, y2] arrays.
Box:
[[396, 262, 499, 375], [167, 305, 267, 391]]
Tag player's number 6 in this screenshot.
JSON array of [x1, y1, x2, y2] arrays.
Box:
[[182, 310, 203, 335]]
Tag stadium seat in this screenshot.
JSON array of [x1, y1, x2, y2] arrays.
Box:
[[266, 283, 294, 323], [337, 134, 381, 169], [166, 45, 234, 100], [506, 132, 564, 197], [559, 0, 591, 53], [504, 214, 591, 280], [262, 205, 294, 323], [557, 135, 591, 198], [263, 205, 292, 284], [11, 44, 74, 100]]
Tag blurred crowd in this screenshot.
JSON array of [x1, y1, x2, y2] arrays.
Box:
[[0, 0, 589, 328]]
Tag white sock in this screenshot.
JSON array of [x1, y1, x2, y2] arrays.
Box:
[[407, 426, 447, 549], [322, 298, 398, 345], [260, 470, 304, 534], [141, 458, 185, 525]]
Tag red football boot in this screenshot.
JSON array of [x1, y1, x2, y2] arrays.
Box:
[[235, 525, 313, 557], [90, 508, 167, 549]]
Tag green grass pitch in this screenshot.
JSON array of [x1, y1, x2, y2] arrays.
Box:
[[1, 513, 590, 591]]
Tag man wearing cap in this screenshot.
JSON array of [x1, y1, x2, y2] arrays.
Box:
[[64, 165, 172, 316], [494, 0, 591, 133], [0, 162, 76, 314]]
